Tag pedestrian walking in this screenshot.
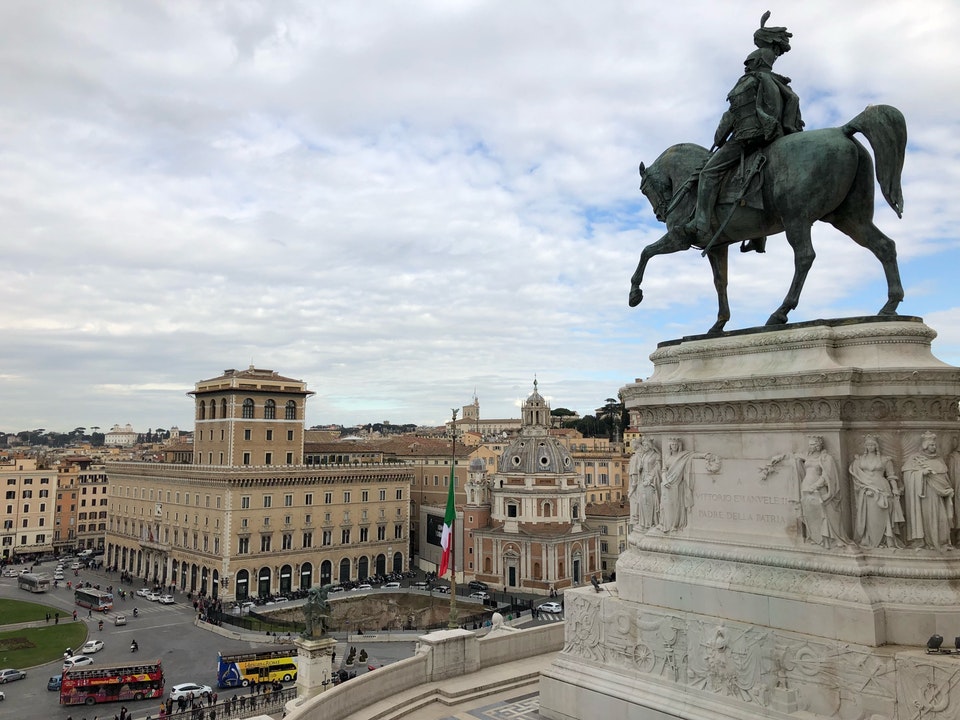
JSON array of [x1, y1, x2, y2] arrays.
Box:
[[46, 612, 51, 623], [239, 695, 247, 711], [73, 609, 78, 621], [55, 612, 60, 624]]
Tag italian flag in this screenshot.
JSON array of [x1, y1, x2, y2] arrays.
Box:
[[438, 465, 456, 578]]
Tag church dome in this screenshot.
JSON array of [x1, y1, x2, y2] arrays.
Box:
[[499, 436, 574, 474]]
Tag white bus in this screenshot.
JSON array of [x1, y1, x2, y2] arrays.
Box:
[[18, 572, 52, 593]]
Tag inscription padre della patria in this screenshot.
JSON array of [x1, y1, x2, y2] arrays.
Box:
[[629, 431, 959, 551]]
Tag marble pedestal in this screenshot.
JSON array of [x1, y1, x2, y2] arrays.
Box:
[[540, 318, 960, 720]]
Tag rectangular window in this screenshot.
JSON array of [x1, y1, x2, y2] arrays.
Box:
[[286, 452, 293, 464], [377, 526, 386, 541], [361, 490, 368, 502], [260, 535, 271, 552], [322, 530, 332, 546], [341, 528, 351, 544], [359, 527, 369, 542], [284, 494, 293, 507], [266, 429, 273, 441], [282, 533, 292, 550], [264, 452, 272, 465], [394, 524, 403, 539], [324, 492, 332, 504], [396, 488, 403, 500], [343, 491, 351, 503], [263, 496, 272, 508], [242, 452, 251, 465], [303, 532, 313, 548], [244, 429, 252, 440], [287, 430, 294, 441], [304, 493, 313, 505], [379, 489, 386, 502], [241, 496, 251, 509]]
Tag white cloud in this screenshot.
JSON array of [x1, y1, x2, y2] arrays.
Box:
[[1, 0, 958, 432]]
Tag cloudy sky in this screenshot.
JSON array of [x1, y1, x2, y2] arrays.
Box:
[[2, 0, 958, 434]]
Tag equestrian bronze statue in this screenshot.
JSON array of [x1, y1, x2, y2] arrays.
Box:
[[629, 13, 906, 334]]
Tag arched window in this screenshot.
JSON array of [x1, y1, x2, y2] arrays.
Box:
[[199, 401, 206, 420], [320, 560, 332, 585], [572, 504, 580, 519], [210, 400, 216, 419], [285, 401, 297, 420], [242, 399, 255, 419], [221, 399, 227, 418], [339, 558, 351, 583], [300, 562, 313, 590], [264, 399, 276, 419], [484, 557, 492, 573], [236, 569, 249, 600], [542, 502, 552, 517]]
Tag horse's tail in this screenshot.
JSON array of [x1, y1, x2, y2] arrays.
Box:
[[842, 104, 906, 218]]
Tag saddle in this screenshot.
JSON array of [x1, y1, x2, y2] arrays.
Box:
[[717, 148, 767, 252]]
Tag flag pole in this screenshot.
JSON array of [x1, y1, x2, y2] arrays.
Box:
[[447, 407, 459, 629]]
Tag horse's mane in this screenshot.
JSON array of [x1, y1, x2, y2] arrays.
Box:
[[655, 143, 710, 184]]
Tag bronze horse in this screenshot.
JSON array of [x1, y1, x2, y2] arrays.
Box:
[[630, 104, 906, 333]]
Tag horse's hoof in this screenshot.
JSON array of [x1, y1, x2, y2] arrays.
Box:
[[765, 313, 787, 326], [628, 289, 643, 307], [707, 323, 726, 335]]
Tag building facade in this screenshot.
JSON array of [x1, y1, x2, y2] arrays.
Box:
[[54, 456, 109, 553], [191, 366, 313, 467], [1, 457, 56, 560], [104, 366, 411, 602]]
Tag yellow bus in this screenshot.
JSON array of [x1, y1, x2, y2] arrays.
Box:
[[217, 646, 298, 688]]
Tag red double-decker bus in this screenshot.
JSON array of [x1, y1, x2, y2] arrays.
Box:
[[60, 661, 165, 706]]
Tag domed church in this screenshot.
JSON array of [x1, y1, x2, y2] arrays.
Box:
[[464, 381, 602, 594]]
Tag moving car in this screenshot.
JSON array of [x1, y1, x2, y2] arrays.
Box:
[[468, 580, 488, 591], [53, 571, 64, 580], [0, 668, 26, 683], [47, 675, 62, 691], [383, 582, 402, 589], [158, 594, 175, 604], [538, 601, 563, 614], [169, 682, 212, 701], [81, 639, 105, 654], [136, 588, 152, 598], [412, 581, 430, 589], [62, 655, 94, 670], [435, 585, 451, 594], [355, 584, 372, 590], [468, 591, 490, 600]]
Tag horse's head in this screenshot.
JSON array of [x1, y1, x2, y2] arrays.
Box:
[[639, 144, 711, 225], [639, 161, 671, 223]]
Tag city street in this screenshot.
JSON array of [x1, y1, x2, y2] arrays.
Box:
[[0, 564, 413, 720]]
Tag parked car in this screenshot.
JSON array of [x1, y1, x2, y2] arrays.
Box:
[[145, 591, 161, 602], [63, 655, 94, 670], [538, 601, 563, 614], [383, 581, 402, 589], [2, 568, 19, 578], [47, 675, 62, 691], [468, 580, 488, 591], [355, 584, 372, 590], [434, 585, 451, 594], [169, 682, 212, 701], [328, 586, 345, 593], [136, 588, 152, 598], [412, 581, 430, 589], [0, 689, 4, 700], [69, 562, 81, 570], [468, 591, 490, 600], [53, 571, 64, 580], [158, 594, 175, 605], [0, 669, 26, 683], [81, 639, 105, 654]]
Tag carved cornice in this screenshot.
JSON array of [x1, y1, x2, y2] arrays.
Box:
[[630, 395, 959, 427]]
